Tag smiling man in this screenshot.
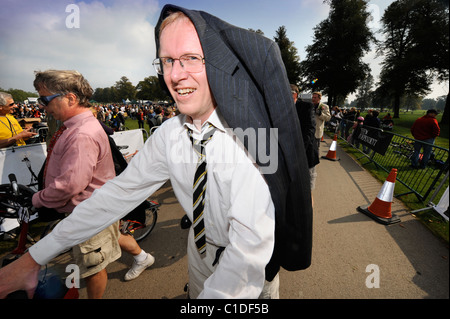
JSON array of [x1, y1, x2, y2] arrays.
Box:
[[156, 16, 215, 127], [0, 92, 36, 148], [0, 5, 312, 300]]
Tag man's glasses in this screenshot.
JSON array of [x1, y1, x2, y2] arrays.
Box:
[[152, 54, 205, 75], [7, 102, 15, 107], [37, 94, 61, 106]]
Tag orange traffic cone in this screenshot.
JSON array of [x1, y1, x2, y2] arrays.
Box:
[[321, 135, 325, 142], [357, 168, 400, 225], [321, 134, 340, 161]]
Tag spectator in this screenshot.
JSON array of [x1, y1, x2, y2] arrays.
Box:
[[137, 108, 145, 129], [311, 92, 331, 150], [364, 110, 380, 128], [291, 84, 319, 201], [349, 116, 364, 148], [338, 108, 347, 138], [110, 107, 125, 131], [343, 107, 357, 140], [410, 109, 440, 169], [29, 70, 125, 298], [0, 92, 37, 148]]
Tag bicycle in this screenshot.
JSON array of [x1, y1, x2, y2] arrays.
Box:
[[118, 200, 159, 242], [391, 140, 415, 159], [0, 174, 38, 255], [2, 175, 160, 255]]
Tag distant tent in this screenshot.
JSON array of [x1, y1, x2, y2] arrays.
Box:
[[27, 97, 38, 104]]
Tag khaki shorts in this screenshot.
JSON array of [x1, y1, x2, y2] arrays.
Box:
[[72, 221, 121, 278]]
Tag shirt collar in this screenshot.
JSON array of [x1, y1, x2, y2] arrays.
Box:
[[63, 110, 93, 129], [183, 108, 227, 136]]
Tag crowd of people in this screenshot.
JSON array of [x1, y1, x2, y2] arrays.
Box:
[[10, 104, 43, 120], [92, 103, 179, 131], [8, 100, 179, 133], [326, 105, 440, 165]]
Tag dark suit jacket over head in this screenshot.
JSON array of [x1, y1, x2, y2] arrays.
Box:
[[155, 5, 313, 281]]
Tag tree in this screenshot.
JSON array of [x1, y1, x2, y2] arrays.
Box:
[[401, 95, 422, 111], [300, 0, 374, 106], [354, 73, 374, 111], [435, 95, 447, 112], [372, 85, 392, 110], [92, 86, 119, 103], [421, 98, 437, 110], [377, 0, 449, 119], [3, 88, 38, 102], [248, 28, 264, 35], [273, 26, 301, 85], [114, 76, 136, 101], [136, 76, 170, 101]]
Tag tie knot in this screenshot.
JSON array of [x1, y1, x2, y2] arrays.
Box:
[[187, 124, 217, 152]]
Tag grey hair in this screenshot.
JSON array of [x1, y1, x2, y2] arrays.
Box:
[[0, 92, 13, 106], [33, 70, 93, 107]]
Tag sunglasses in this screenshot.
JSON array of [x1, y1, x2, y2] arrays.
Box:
[[37, 94, 61, 106], [8, 102, 15, 106]]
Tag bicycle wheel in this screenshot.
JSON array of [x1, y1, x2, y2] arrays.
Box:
[[126, 202, 158, 242]]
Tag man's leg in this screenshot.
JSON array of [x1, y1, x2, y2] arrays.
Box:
[[411, 141, 422, 167], [419, 139, 434, 168], [85, 268, 107, 299], [119, 234, 155, 281], [119, 233, 142, 255]]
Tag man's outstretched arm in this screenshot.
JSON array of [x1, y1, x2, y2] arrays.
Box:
[[0, 252, 41, 299]]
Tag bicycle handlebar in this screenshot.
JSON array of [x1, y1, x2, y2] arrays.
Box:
[[8, 174, 20, 196]]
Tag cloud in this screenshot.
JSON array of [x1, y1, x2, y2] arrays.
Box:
[[0, 0, 160, 92]]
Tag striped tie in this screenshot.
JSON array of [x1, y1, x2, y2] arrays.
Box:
[[187, 124, 216, 256]]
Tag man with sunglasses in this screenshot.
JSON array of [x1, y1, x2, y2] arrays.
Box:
[[0, 92, 37, 148], [31, 70, 126, 299]]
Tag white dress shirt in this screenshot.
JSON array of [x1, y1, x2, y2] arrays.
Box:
[[29, 108, 275, 298]]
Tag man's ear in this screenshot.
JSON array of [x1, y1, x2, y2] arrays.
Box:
[[66, 93, 78, 106]]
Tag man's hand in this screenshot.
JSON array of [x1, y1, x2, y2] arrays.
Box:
[[19, 127, 38, 141], [0, 252, 41, 299]]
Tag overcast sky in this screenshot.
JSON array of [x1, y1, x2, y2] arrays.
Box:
[[0, 0, 448, 101]]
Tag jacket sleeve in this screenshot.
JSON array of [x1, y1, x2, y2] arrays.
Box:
[[432, 119, 440, 138], [318, 104, 331, 122]]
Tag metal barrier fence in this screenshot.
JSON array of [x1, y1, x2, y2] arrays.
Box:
[[326, 118, 449, 203]]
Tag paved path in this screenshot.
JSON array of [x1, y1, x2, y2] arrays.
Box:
[[2, 134, 448, 299]]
